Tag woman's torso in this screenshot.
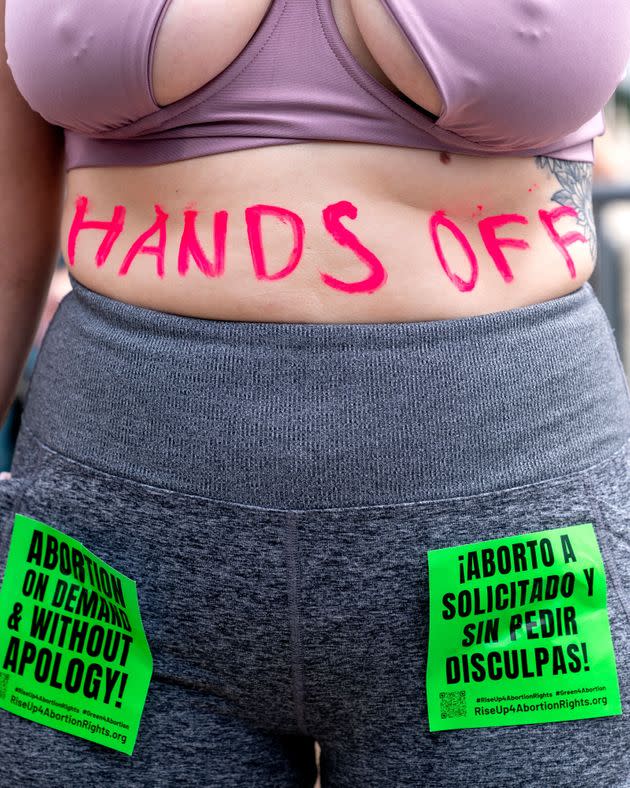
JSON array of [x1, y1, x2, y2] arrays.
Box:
[[61, 0, 596, 323]]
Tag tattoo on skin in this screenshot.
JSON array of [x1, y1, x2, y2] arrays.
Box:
[[535, 156, 596, 260]]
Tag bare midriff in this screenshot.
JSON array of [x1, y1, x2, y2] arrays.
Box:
[[59, 0, 596, 324]]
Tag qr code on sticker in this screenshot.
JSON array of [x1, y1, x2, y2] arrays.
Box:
[[0, 672, 9, 701], [439, 690, 466, 719]]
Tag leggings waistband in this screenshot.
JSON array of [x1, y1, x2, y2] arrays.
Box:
[[19, 274, 630, 510]]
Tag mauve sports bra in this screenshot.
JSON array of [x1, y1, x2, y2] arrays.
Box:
[[5, 0, 630, 170]]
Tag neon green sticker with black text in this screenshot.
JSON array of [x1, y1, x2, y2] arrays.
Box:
[[426, 522, 622, 731], [0, 514, 153, 755]]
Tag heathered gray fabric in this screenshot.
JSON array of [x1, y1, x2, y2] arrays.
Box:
[[0, 275, 629, 787], [18, 275, 630, 509]]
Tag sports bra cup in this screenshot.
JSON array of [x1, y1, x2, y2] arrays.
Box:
[[376, 0, 627, 149], [5, 0, 162, 133], [3, 0, 287, 134]]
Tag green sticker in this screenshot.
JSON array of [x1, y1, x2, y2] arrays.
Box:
[[426, 522, 622, 731], [0, 514, 153, 755]]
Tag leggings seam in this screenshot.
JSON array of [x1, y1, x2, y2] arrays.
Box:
[[285, 517, 308, 735]]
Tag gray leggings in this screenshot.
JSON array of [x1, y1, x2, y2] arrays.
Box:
[[1, 274, 629, 787]]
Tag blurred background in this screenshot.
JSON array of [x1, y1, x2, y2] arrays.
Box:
[[2, 73, 630, 472]]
